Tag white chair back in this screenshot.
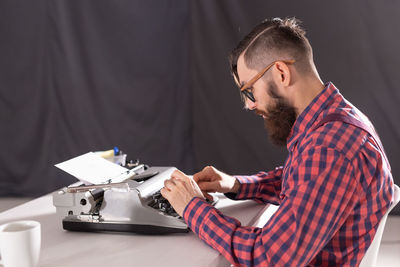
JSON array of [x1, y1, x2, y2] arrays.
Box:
[[359, 184, 400, 267]]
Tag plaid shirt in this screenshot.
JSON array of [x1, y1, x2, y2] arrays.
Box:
[[183, 82, 394, 266]]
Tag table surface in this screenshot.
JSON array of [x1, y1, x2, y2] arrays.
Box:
[[0, 193, 278, 267]]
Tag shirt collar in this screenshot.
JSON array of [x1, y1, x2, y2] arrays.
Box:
[[286, 82, 339, 151]]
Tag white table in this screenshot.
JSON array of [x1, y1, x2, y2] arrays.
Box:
[[0, 193, 278, 267]]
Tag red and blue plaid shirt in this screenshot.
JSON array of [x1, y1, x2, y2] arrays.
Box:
[[183, 82, 394, 266]]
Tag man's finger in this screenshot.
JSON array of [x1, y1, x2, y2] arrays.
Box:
[[173, 177, 186, 187], [197, 181, 219, 192], [164, 179, 176, 190], [160, 187, 170, 199], [203, 192, 213, 201], [171, 169, 189, 181], [193, 168, 212, 183]]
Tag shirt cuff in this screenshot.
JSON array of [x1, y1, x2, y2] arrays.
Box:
[[183, 197, 213, 235], [231, 175, 260, 200], [223, 176, 253, 200]]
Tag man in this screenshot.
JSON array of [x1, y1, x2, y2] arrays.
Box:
[[160, 17, 394, 266]]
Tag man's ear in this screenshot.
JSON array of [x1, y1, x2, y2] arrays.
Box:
[[273, 61, 291, 87]]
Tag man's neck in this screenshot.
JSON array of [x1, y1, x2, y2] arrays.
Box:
[[294, 77, 325, 118]]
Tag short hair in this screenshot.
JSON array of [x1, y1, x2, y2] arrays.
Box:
[[229, 17, 313, 83]]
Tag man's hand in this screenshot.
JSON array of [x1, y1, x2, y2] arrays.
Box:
[[160, 169, 205, 217], [193, 166, 240, 199]]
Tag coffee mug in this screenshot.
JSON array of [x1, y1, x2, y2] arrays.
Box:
[[0, 220, 41, 267]]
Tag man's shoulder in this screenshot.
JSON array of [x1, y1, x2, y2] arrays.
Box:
[[302, 108, 374, 161]]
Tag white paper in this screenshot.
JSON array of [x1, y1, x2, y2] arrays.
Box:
[[55, 152, 129, 184]]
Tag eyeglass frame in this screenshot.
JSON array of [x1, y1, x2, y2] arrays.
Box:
[[233, 59, 296, 103]]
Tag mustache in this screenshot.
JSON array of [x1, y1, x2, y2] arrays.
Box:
[[255, 110, 267, 117]]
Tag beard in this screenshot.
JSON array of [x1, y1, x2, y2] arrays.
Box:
[[258, 82, 297, 146]]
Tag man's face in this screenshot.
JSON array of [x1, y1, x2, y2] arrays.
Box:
[[237, 55, 297, 146]]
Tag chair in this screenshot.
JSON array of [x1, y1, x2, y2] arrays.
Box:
[[359, 184, 400, 267]]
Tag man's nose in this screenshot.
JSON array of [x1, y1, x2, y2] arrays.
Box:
[[245, 98, 257, 110]]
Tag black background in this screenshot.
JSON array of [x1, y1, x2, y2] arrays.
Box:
[[1, 1, 399, 214]]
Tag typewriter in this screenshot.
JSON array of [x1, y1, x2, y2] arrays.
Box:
[[53, 164, 216, 234]]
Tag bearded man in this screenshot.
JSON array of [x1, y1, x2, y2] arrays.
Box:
[[161, 17, 394, 266]]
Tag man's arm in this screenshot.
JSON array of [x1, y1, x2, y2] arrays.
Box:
[[194, 166, 284, 205], [228, 167, 283, 205], [183, 147, 359, 266]]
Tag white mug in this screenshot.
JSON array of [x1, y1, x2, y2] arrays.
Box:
[[0, 220, 41, 267]]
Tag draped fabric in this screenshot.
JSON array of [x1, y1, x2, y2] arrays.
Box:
[[0, 0, 398, 213], [0, 0, 192, 195]]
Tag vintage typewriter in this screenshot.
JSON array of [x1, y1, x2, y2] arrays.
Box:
[[53, 161, 217, 234]]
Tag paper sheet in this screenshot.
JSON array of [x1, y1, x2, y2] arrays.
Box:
[[55, 152, 129, 184]]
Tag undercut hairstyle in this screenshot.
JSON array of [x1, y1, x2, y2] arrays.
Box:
[[229, 17, 313, 83]]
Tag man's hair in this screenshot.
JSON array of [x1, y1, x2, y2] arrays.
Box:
[[229, 17, 313, 82]]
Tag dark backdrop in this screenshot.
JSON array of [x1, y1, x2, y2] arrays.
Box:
[[1, 1, 399, 213], [0, 0, 192, 195]]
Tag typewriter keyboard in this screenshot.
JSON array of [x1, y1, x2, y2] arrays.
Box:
[[148, 191, 180, 217], [148, 190, 218, 217]]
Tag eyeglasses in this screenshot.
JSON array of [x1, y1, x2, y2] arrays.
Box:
[[234, 60, 295, 103]]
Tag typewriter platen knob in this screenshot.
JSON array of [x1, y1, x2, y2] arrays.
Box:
[[80, 199, 87, 206]]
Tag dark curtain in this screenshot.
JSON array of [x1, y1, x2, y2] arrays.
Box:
[[0, 0, 399, 213], [0, 0, 192, 196]]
